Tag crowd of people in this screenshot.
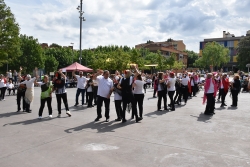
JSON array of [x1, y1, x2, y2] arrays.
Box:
[[0, 66, 249, 122]]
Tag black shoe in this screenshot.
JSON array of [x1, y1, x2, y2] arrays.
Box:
[[115, 118, 121, 121], [26, 110, 32, 113], [87, 106, 92, 108], [164, 108, 168, 111], [158, 109, 162, 111], [168, 104, 171, 107], [220, 104, 224, 107], [231, 105, 237, 107], [212, 112, 215, 114], [171, 108, 175, 111], [95, 117, 100, 121], [153, 96, 156, 98], [136, 117, 142, 123], [74, 103, 79, 106], [122, 119, 127, 123], [223, 104, 227, 106], [106, 119, 109, 122]]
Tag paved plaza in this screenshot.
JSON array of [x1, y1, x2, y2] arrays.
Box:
[[0, 87, 250, 167]]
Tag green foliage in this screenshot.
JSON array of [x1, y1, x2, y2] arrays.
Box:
[[0, 0, 21, 67], [44, 55, 59, 74], [185, 50, 199, 68], [194, 42, 230, 70], [11, 34, 44, 73], [165, 53, 175, 68], [237, 36, 250, 69]]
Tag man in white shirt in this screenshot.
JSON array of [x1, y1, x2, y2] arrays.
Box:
[[181, 73, 189, 104], [95, 70, 113, 122], [73, 70, 88, 106]]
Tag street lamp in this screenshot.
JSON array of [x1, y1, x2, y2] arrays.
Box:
[[76, 0, 86, 65]]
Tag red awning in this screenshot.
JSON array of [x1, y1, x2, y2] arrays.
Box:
[[62, 62, 93, 72]]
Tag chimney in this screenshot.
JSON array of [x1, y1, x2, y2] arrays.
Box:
[[223, 31, 226, 38]]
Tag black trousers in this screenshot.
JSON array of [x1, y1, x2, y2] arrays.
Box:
[[114, 100, 122, 119], [231, 90, 239, 106], [181, 85, 188, 103], [168, 91, 175, 110], [39, 97, 52, 116], [97, 96, 110, 119], [93, 86, 98, 105], [157, 90, 167, 110], [86, 92, 93, 107], [143, 84, 147, 93], [17, 92, 26, 110], [174, 89, 181, 103], [0, 87, 7, 100], [205, 93, 215, 114], [191, 85, 197, 96], [56, 93, 69, 114], [122, 93, 138, 120], [153, 89, 157, 97], [8, 88, 15, 95], [219, 89, 227, 105], [134, 94, 144, 117]]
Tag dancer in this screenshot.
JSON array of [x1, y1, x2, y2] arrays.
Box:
[[53, 70, 71, 117], [17, 69, 26, 112], [231, 75, 241, 107], [133, 74, 145, 119], [219, 74, 230, 107], [155, 72, 167, 111], [167, 72, 176, 111], [0, 74, 7, 101], [35, 75, 53, 119], [73, 70, 88, 106], [6, 80, 15, 95], [86, 75, 94, 108], [113, 75, 122, 121]]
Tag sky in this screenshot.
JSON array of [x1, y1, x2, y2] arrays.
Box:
[[5, 0, 250, 52]]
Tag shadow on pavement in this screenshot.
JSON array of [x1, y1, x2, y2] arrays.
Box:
[[227, 106, 238, 110], [145, 110, 169, 118], [3, 117, 55, 126], [0, 111, 26, 118], [64, 119, 135, 133], [190, 113, 212, 123]]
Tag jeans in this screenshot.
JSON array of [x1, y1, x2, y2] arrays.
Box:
[[122, 92, 138, 120], [0, 87, 7, 100], [17, 92, 25, 111], [134, 94, 144, 117], [219, 89, 227, 105], [96, 96, 110, 119], [181, 85, 188, 103], [76, 88, 85, 105], [56, 93, 69, 114], [39, 97, 52, 116], [93, 86, 98, 105], [231, 90, 239, 106]]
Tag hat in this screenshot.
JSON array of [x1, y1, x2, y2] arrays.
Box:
[[26, 74, 31, 79]]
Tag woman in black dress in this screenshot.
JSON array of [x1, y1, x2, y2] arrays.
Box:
[[231, 75, 241, 107]]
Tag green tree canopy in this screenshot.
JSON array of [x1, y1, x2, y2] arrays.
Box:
[[237, 36, 250, 70], [0, 0, 21, 67], [185, 50, 199, 68], [11, 34, 44, 74], [194, 41, 230, 70], [44, 55, 59, 74]]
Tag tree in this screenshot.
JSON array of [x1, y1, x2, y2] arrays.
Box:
[[194, 41, 230, 70], [0, 0, 21, 67], [237, 36, 250, 70], [156, 50, 166, 71], [185, 50, 199, 68], [166, 53, 175, 69], [44, 55, 59, 74], [11, 34, 44, 73]]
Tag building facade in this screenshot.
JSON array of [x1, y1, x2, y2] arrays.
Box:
[[199, 30, 250, 71], [135, 40, 188, 67]]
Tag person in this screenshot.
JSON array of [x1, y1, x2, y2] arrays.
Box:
[[231, 75, 241, 107], [118, 66, 142, 123], [73, 70, 88, 106], [155, 72, 167, 111], [113, 75, 122, 121], [203, 73, 217, 115], [53, 70, 71, 117], [7, 80, 15, 95], [167, 72, 176, 111], [35, 75, 53, 119], [153, 73, 158, 98], [219, 74, 230, 107], [94, 70, 113, 122], [16, 70, 26, 112], [13, 70, 18, 85], [86, 75, 94, 108], [181, 73, 189, 104], [174, 77, 182, 105], [19, 74, 37, 113], [0, 74, 7, 101], [7, 70, 13, 82], [133, 74, 145, 119]]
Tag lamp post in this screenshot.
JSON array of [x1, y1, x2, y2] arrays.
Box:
[[77, 0, 86, 65]]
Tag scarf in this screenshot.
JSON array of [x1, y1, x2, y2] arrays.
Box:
[[203, 78, 217, 104]]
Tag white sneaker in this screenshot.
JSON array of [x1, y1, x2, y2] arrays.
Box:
[[57, 114, 61, 118], [48, 115, 52, 118], [38, 116, 42, 119], [66, 111, 71, 117]]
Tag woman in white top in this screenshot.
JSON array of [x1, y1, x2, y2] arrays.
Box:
[[133, 74, 145, 118], [0, 74, 7, 101], [86, 75, 94, 108], [113, 75, 122, 121], [167, 72, 176, 111], [7, 80, 15, 95]]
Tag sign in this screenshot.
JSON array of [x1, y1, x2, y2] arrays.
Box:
[[50, 72, 54, 76], [246, 64, 250, 68]]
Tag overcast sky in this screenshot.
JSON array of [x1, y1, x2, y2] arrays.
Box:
[[5, 0, 250, 52]]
